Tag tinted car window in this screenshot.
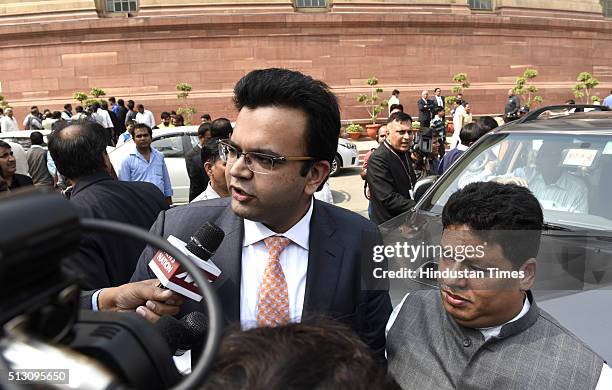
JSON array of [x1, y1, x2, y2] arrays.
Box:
[[425, 133, 612, 231], [152, 135, 184, 158]]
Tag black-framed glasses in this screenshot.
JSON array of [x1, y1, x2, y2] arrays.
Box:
[[218, 140, 314, 174]]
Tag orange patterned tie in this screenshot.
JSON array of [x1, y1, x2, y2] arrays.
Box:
[[256, 236, 291, 327]]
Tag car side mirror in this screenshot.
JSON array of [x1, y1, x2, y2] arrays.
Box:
[[413, 175, 438, 203]]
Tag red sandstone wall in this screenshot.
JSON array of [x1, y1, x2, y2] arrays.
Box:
[[0, 8, 611, 124]]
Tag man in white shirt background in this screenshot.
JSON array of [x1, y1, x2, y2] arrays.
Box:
[[135, 104, 156, 129], [0, 107, 19, 132]]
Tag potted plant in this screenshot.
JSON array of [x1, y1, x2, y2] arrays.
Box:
[[345, 123, 363, 140], [357, 77, 388, 138]]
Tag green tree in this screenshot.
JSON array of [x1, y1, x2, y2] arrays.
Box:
[[90, 87, 106, 99], [573, 72, 599, 103], [514, 68, 543, 109], [73, 91, 88, 106], [445, 73, 470, 114], [176, 82, 196, 125], [0, 94, 9, 109], [357, 77, 388, 124]]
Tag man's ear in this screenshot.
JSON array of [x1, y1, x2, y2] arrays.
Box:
[[304, 160, 330, 196], [519, 258, 537, 291], [203, 161, 213, 180]]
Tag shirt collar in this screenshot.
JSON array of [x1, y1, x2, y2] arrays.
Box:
[[456, 144, 469, 151], [30, 145, 43, 149], [129, 144, 156, 159], [478, 293, 531, 342], [242, 198, 313, 250], [204, 182, 220, 199]]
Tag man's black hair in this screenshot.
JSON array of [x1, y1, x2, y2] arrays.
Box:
[[454, 99, 464, 106], [434, 87, 441, 93], [442, 182, 543, 268], [91, 102, 100, 111], [75, 106, 84, 113], [52, 111, 62, 120], [458, 122, 487, 146], [565, 99, 576, 105], [63, 103, 72, 110], [233, 68, 340, 176], [161, 112, 171, 119], [117, 99, 125, 106], [0, 140, 11, 149], [202, 318, 399, 390], [201, 113, 212, 121], [435, 107, 445, 115], [29, 131, 44, 145], [476, 116, 499, 132], [198, 122, 212, 137], [392, 89, 400, 95], [210, 118, 232, 139], [127, 100, 135, 110], [47, 121, 108, 180], [389, 104, 404, 113], [387, 111, 412, 124], [131, 123, 152, 137], [108, 96, 116, 104], [137, 104, 144, 110], [201, 137, 222, 165]]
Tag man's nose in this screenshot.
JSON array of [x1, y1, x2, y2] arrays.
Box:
[[228, 154, 252, 179], [441, 260, 468, 289]]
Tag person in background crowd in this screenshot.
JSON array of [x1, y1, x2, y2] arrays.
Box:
[[158, 112, 173, 128], [603, 90, 612, 109], [42, 111, 61, 130], [47, 121, 168, 289], [191, 137, 228, 202], [72, 106, 88, 121], [449, 99, 466, 149], [388, 89, 400, 115], [61, 104, 73, 121], [186, 122, 212, 201], [27, 131, 53, 188], [367, 111, 417, 225], [1, 107, 19, 132], [361, 125, 387, 221], [101, 100, 120, 144], [386, 181, 612, 390], [116, 119, 136, 147], [135, 104, 156, 129], [389, 104, 404, 115], [202, 319, 400, 390], [108, 96, 119, 115], [119, 123, 172, 205], [170, 114, 184, 127], [0, 140, 33, 191], [504, 88, 521, 122], [433, 87, 445, 110], [210, 117, 233, 139], [115, 99, 128, 129], [438, 122, 487, 175], [201, 113, 212, 123], [125, 100, 137, 125], [430, 107, 447, 161], [417, 90, 434, 128]]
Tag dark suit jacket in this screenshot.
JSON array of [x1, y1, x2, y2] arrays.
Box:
[[185, 145, 209, 202], [367, 142, 417, 225], [68, 172, 168, 290], [417, 98, 434, 126], [433, 95, 445, 110], [130, 197, 392, 359]]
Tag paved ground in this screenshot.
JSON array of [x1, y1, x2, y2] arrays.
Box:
[[328, 137, 378, 219]]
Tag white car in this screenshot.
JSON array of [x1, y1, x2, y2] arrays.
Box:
[[0, 130, 51, 151], [109, 126, 351, 203]]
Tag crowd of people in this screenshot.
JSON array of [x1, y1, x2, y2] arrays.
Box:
[[1, 69, 610, 389]]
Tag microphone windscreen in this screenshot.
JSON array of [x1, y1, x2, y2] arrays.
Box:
[[181, 311, 209, 341], [185, 222, 225, 260], [155, 315, 192, 353]]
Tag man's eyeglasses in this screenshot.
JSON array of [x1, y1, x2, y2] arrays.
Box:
[[218, 140, 314, 175]]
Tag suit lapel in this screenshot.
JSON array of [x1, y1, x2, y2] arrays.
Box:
[[210, 205, 243, 325], [302, 201, 344, 316]]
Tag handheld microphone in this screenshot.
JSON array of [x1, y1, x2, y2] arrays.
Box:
[[148, 222, 225, 301]]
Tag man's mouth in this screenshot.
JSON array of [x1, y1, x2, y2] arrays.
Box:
[[442, 289, 470, 307], [230, 186, 254, 202]]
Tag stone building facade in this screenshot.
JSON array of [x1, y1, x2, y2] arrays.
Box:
[[0, 0, 611, 122]]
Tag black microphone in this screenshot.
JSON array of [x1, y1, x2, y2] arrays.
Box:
[[148, 222, 225, 301], [182, 312, 209, 368], [155, 315, 194, 356]]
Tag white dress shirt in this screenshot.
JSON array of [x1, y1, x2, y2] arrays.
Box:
[[93, 108, 113, 129], [190, 182, 220, 203], [386, 292, 612, 389], [240, 199, 312, 329], [451, 104, 466, 149], [136, 110, 156, 128], [0, 116, 18, 132]]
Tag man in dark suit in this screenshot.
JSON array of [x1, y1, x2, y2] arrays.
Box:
[[185, 122, 212, 201], [48, 121, 168, 290], [417, 90, 435, 128], [367, 112, 417, 225], [432, 87, 445, 111], [120, 68, 391, 358]]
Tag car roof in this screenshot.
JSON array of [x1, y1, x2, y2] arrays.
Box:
[[0, 130, 51, 138], [495, 111, 612, 135], [152, 125, 198, 137]]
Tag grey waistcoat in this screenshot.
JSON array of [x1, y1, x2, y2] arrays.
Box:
[[387, 290, 603, 390]]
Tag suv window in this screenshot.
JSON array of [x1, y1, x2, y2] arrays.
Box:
[[152, 135, 184, 158], [425, 133, 612, 230]]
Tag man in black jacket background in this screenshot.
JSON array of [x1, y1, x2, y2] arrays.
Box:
[[367, 111, 417, 224]]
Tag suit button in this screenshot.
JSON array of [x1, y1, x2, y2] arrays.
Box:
[[463, 338, 472, 348]]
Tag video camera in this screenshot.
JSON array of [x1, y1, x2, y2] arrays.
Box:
[[0, 190, 222, 389]]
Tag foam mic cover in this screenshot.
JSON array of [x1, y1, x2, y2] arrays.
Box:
[[182, 312, 209, 367], [185, 222, 225, 261], [155, 315, 193, 354]]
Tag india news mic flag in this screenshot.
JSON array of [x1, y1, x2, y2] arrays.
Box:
[[149, 223, 225, 301]]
